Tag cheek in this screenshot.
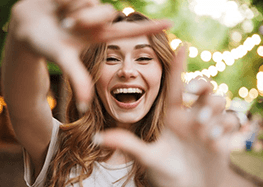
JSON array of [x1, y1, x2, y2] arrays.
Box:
[[95, 67, 112, 101], [145, 64, 163, 88]]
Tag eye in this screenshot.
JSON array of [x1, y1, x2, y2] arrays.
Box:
[[136, 57, 153, 62], [106, 57, 120, 62]]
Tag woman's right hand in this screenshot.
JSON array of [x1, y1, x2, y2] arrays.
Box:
[[10, 0, 171, 107]]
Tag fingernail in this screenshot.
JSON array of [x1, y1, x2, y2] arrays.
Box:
[[185, 80, 201, 94], [197, 106, 212, 125], [209, 125, 223, 139], [92, 133, 104, 145], [76, 102, 89, 114], [61, 17, 76, 29]]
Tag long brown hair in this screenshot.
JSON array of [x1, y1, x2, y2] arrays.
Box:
[[45, 12, 174, 187]]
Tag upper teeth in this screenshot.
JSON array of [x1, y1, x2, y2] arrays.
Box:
[[113, 88, 143, 94]]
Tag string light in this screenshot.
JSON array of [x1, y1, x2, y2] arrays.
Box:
[[231, 31, 242, 43], [208, 65, 218, 77], [256, 71, 263, 80], [249, 88, 259, 99], [201, 69, 210, 78], [189, 46, 198, 58], [245, 95, 254, 103], [257, 46, 263, 57], [252, 34, 261, 45], [216, 61, 226, 72], [162, 3, 262, 103], [239, 87, 249, 98], [170, 39, 182, 50], [210, 81, 218, 91], [184, 33, 262, 83], [219, 83, 228, 94], [200, 50, 212, 62], [257, 72, 263, 91], [212, 51, 223, 62]]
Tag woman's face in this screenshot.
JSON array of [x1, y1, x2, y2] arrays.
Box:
[[96, 26, 162, 128]]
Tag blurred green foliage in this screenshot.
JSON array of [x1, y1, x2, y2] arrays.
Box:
[[1, 0, 263, 114]]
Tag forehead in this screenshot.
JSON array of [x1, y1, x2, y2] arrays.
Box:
[[107, 35, 150, 48], [107, 22, 150, 47]]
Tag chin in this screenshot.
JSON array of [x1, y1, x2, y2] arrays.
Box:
[[111, 111, 146, 128]]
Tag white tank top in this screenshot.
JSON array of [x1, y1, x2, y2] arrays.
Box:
[[23, 118, 135, 187]]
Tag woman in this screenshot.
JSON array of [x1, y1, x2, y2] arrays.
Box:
[[2, 0, 257, 186]]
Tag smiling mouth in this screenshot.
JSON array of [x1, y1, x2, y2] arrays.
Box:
[[111, 88, 145, 103]]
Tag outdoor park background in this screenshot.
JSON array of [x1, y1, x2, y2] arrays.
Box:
[[0, 0, 263, 186]]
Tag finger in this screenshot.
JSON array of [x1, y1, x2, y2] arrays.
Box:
[[61, 4, 116, 30], [194, 95, 226, 126], [56, 0, 99, 13], [55, 48, 94, 112], [167, 45, 187, 107], [206, 113, 238, 140], [100, 20, 173, 42], [182, 78, 213, 108], [185, 79, 213, 99], [204, 113, 239, 154], [204, 95, 226, 114], [220, 113, 240, 134], [92, 129, 151, 165], [163, 46, 189, 139]]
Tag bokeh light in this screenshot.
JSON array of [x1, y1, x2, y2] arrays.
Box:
[[212, 51, 223, 62], [122, 7, 135, 16], [208, 65, 218, 77], [252, 34, 261, 45], [225, 96, 232, 109], [256, 71, 263, 80], [170, 39, 182, 50], [201, 50, 212, 62], [239, 87, 248, 98], [249, 88, 259, 99], [47, 96, 57, 110], [257, 46, 263, 57], [216, 61, 226, 72], [231, 31, 242, 43], [219, 83, 229, 93], [210, 80, 218, 91], [189, 46, 198, 58]]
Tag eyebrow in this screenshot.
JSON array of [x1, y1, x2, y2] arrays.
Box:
[[107, 44, 152, 50], [134, 44, 152, 50]]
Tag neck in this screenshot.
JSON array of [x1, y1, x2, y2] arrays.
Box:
[[104, 149, 132, 165]]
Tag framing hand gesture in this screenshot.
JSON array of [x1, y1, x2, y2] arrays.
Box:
[[93, 46, 239, 187], [10, 0, 171, 106]]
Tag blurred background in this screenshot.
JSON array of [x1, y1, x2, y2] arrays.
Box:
[[0, 0, 263, 186]]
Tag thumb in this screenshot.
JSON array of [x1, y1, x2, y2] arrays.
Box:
[[93, 129, 150, 165]]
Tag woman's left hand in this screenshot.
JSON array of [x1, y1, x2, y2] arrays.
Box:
[[92, 46, 238, 187]]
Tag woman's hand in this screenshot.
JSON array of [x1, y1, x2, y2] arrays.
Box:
[[93, 46, 239, 187], [10, 0, 171, 107]]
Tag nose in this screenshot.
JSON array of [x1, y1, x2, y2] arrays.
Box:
[[117, 60, 139, 79]]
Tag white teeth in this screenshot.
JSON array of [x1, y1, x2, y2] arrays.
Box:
[[113, 88, 143, 94]]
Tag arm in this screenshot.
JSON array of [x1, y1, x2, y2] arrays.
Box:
[[220, 167, 257, 187], [2, 0, 171, 179], [2, 16, 54, 176], [92, 47, 257, 187]]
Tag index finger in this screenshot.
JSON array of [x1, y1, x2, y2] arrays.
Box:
[[167, 45, 187, 107], [101, 20, 173, 42]]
